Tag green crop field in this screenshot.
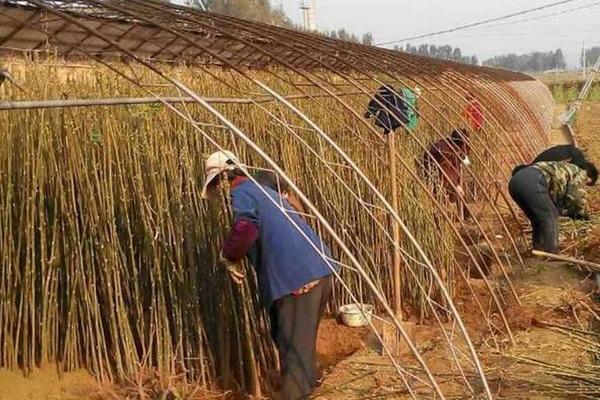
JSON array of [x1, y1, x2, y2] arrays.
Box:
[[532, 71, 600, 103]]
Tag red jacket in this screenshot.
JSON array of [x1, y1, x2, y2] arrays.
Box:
[[463, 101, 484, 131]]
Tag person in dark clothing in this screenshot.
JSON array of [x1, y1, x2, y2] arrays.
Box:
[[364, 85, 408, 134], [532, 144, 587, 167], [364, 85, 419, 134], [512, 145, 598, 183], [254, 170, 309, 345], [202, 151, 335, 400], [422, 129, 471, 219], [509, 161, 596, 253]]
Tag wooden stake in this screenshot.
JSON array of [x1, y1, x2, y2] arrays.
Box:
[[532, 250, 600, 273], [458, 164, 465, 220], [388, 132, 403, 319]]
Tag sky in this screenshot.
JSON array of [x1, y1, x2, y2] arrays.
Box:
[[273, 0, 600, 68]]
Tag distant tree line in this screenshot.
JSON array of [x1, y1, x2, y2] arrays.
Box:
[[186, 0, 292, 27], [483, 49, 567, 72], [393, 43, 479, 66], [181, 1, 578, 74], [185, 0, 376, 45], [323, 29, 375, 46]]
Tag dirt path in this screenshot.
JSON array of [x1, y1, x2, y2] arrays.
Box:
[[549, 104, 574, 145]]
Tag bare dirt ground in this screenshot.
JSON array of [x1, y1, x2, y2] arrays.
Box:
[[0, 368, 107, 400], [313, 267, 598, 399], [549, 103, 571, 145]]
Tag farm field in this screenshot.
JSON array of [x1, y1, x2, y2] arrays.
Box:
[[1, 2, 598, 400], [532, 72, 600, 104]]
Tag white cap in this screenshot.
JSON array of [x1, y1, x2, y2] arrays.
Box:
[[201, 150, 241, 199], [414, 86, 422, 97], [462, 156, 471, 166]]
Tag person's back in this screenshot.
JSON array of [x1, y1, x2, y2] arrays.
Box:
[[365, 85, 407, 134], [532, 161, 588, 218], [254, 170, 306, 215], [512, 145, 589, 177], [423, 130, 469, 185], [509, 160, 590, 253], [532, 145, 586, 168], [426, 140, 459, 182], [463, 98, 484, 132], [365, 86, 419, 134], [230, 178, 333, 303]]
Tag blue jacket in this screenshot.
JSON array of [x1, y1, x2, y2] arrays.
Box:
[[231, 179, 335, 304]]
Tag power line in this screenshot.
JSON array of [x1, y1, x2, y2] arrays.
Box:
[[433, 26, 597, 40], [477, 0, 600, 30], [376, 0, 584, 46]]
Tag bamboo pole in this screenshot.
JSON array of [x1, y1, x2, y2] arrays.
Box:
[[0, 97, 198, 110], [0, 92, 364, 111], [532, 250, 600, 273], [389, 132, 403, 320]]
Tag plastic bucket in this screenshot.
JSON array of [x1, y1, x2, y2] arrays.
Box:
[[338, 303, 374, 327]]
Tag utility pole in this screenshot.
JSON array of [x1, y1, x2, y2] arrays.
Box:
[[300, 0, 316, 31], [561, 53, 600, 126], [582, 42, 587, 79]]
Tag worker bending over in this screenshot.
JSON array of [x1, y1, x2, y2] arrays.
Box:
[[532, 144, 587, 166], [509, 161, 597, 253], [513, 144, 590, 176], [202, 151, 335, 400], [422, 129, 471, 219]]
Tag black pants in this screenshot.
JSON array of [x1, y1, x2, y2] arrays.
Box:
[[509, 167, 559, 253], [271, 277, 333, 400]]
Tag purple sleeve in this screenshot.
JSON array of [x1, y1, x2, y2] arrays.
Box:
[[222, 219, 259, 262], [223, 188, 260, 261]]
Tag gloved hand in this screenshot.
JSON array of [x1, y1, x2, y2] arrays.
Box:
[[219, 251, 245, 285], [364, 111, 372, 119]]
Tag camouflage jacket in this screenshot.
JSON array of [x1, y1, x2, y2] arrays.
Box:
[[533, 161, 588, 218]]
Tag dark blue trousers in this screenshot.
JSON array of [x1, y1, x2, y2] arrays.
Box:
[[509, 167, 559, 253]]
